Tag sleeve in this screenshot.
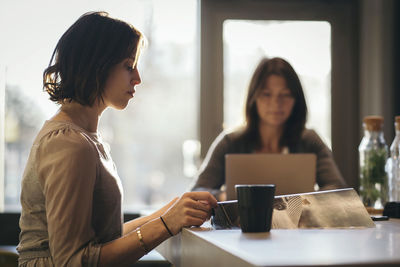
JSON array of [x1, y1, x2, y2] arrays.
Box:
[[190, 132, 231, 198], [302, 130, 348, 190], [36, 128, 101, 267]]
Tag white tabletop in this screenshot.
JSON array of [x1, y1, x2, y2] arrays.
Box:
[[156, 219, 400, 267]]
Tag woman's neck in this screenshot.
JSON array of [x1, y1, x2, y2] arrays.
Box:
[[257, 123, 284, 153], [51, 101, 105, 133]]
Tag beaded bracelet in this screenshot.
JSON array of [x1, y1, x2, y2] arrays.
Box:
[[160, 216, 174, 237], [136, 228, 149, 254]]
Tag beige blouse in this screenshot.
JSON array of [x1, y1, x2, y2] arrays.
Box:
[[17, 120, 123, 266]]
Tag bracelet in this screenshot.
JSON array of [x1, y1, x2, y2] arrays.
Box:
[[160, 216, 174, 236], [136, 228, 149, 254]]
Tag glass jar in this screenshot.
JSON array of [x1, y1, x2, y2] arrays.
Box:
[[388, 116, 400, 201], [358, 116, 389, 208]]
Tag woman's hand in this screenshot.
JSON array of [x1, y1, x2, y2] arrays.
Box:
[[160, 192, 217, 235]]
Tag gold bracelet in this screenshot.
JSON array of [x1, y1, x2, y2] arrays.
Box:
[[136, 228, 149, 254]]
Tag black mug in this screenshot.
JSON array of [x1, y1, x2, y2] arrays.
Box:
[[236, 184, 275, 232]]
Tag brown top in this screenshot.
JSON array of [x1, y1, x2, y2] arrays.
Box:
[[17, 120, 123, 266], [363, 116, 384, 131], [192, 128, 347, 198]]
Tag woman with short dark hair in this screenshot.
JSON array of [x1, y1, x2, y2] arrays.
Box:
[[192, 57, 346, 200], [18, 12, 217, 266]]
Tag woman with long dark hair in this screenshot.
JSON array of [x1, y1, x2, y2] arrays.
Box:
[[192, 57, 346, 200]]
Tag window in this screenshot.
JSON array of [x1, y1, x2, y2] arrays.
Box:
[[223, 20, 332, 147], [0, 0, 198, 211]]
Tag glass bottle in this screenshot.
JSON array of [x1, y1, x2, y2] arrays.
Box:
[[358, 116, 389, 208], [388, 116, 400, 201]]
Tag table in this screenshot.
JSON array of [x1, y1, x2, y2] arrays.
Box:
[[156, 219, 400, 267]]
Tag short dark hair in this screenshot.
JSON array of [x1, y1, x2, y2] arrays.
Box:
[[243, 57, 308, 148], [43, 11, 143, 106]]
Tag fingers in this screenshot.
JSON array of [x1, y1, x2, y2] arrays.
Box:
[[186, 207, 210, 220], [179, 197, 215, 217], [183, 191, 218, 207], [181, 193, 215, 224], [191, 198, 212, 212], [181, 192, 217, 218], [182, 216, 205, 227], [179, 209, 209, 227], [162, 204, 209, 234], [162, 191, 217, 233]]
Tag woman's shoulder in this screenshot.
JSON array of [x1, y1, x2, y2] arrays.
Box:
[[34, 120, 97, 153], [210, 127, 255, 154], [213, 127, 247, 146], [298, 128, 329, 151], [300, 128, 321, 141], [223, 127, 247, 141]]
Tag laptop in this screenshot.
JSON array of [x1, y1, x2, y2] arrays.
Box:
[[225, 153, 317, 200]]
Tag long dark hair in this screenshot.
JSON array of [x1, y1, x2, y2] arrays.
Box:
[[243, 57, 307, 148], [43, 11, 143, 106]]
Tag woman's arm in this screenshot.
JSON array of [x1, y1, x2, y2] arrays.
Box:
[[122, 197, 178, 235], [301, 130, 347, 189], [99, 192, 217, 266], [38, 131, 217, 267], [38, 131, 104, 266]]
